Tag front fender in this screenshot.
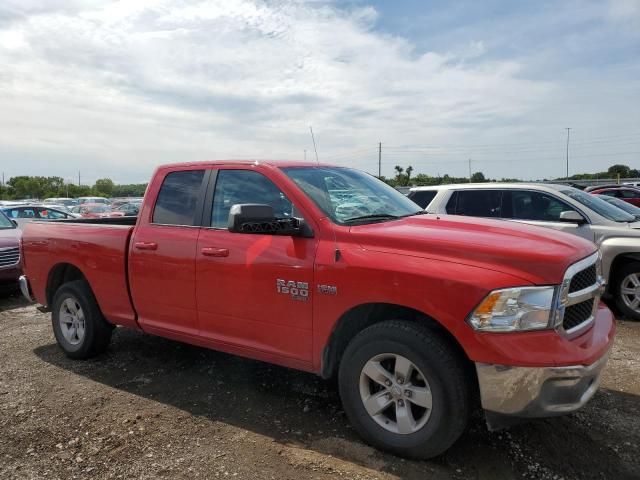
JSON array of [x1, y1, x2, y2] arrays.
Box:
[[312, 246, 536, 371], [599, 237, 640, 283]]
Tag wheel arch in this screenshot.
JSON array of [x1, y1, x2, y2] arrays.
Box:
[[46, 262, 90, 307], [320, 302, 475, 384], [607, 252, 640, 292]]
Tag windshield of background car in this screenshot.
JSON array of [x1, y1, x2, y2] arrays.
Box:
[[561, 188, 635, 222], [596, 195, 640, 216], [88, 205, 110, 213], [0, 210, 14, 228], [282, 166, 421, 224]]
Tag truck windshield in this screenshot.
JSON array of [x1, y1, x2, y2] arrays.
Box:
[[561, 188, 635, 223], [282, 166, 423, 224], [0, 210, 15, 229]]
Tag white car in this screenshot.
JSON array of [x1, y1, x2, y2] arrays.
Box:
[[408, 183, 640, 320], [77, 196, 110, 205], [2, 204, 79, 228]]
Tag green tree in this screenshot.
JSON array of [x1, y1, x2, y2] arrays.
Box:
[[93, 178, 115, 197], [405, 166, 414, 184], [608, 164, 631, 178], [471, 171, 486, 182]]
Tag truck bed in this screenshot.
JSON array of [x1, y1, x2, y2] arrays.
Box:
[[22, 220, 138, 329]]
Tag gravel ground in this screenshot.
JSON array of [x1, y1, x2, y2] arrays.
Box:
[[1, 293, 639, 480]]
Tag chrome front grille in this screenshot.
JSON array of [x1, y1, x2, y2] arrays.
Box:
[[569, 264, 597, 293], [0, 247, 20, 268], [558, 253, 603, 335]]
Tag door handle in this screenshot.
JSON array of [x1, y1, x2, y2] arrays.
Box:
[[134, 242, 158, 251], [201, 247, 229, 257]]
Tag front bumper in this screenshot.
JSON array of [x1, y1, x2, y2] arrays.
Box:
[[476, 349, 610, 429], [18, 275, 34, 302]]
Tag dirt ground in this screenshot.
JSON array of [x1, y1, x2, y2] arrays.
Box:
[[1, 293, 638, 480]]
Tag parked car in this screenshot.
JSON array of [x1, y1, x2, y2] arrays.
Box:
[[108, 201, 141, 217], [44, 197, 78, 208], [410, 183, 640, 319], [20, 161, 613, 459], [2, 204, 79, 228], [70, 203, 111, 218], [589, 186, 640, 207], [623, 182, 640, 188], [596, 194, 640, 221], [110, 197, 143, 209], [76, 196, 110, 205], [0, 210, 21, 288]]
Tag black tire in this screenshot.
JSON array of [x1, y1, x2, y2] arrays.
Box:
[[613, 261, 640, 321], [51, 280, 113, 359], [338, 320, 470, 459]]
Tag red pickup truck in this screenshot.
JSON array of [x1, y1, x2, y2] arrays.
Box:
[[20, 161, 614, 459]]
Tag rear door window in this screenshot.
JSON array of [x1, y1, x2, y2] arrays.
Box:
[[152, 170, 206, 226], [407, 190, 437, 209], [503, 190, 577, 221], [446, 190, 502, 217]]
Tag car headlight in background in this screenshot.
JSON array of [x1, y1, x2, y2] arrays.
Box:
[[468, 286, 557, 332]]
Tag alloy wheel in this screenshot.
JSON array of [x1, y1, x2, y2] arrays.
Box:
[[358, 353, 433, 435]]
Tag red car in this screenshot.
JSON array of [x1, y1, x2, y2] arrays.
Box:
[[72, 203, 111, 218], [19, 161, 614, 459], [589, 186, 640, 207]]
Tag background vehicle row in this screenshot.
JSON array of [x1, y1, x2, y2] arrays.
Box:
[[410, 183, 640, 320]]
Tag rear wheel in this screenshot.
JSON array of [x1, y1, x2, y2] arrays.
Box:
[[338, 320, 470, 459], [51, 280, 113, 358], [614, 262, 640, 321]]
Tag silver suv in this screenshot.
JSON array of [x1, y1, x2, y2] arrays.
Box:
[[409, 183, 640, 320]]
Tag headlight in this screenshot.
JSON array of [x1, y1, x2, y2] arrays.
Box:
[[468, 286, 557, 332]]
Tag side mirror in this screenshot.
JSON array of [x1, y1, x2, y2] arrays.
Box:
[[11, 219, 18, 227], [559, 210, 585, 224], [228, 204, 308, 236]]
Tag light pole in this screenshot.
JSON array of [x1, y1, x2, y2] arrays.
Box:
[[565, 127, 571, 180]]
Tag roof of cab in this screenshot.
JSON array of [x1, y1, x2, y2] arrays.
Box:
[[156, 160, 339, 170]]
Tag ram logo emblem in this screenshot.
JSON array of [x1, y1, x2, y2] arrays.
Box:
[[276, 279, 309, 302]]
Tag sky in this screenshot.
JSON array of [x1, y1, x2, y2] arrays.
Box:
[[0, 0, 639, 184]]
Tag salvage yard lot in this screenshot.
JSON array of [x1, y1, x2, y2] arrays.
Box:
[[1, 295, 638, 480]]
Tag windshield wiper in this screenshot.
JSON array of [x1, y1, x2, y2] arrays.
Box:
[[343, 214, 400, 223], [405, 210, 428, 216]]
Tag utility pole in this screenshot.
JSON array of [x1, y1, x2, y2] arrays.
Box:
[[378, 142, 382, 178], [78, 171, 81, 187], [565, 127, 571, 180], [468, 159, 472, 182]]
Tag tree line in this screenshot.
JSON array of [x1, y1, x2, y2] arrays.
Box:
[[0, 176, 147, 200], [382, 163, 639, 187], [381, 165, 517, 187]]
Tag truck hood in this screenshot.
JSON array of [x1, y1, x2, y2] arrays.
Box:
[[349, 214, 596, 285], [0, 227, 21, 248]]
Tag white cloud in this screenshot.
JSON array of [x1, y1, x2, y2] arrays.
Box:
[[0, 0, 631, 182]]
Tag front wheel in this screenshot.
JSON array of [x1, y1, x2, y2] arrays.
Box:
[[614, 262, 640, 321], [51, 280, 114, 359], [338, 320, 470, 459]]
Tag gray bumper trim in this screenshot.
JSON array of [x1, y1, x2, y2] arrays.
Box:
[[19, 275, 33, 303], [476, 350, 610, 422]]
